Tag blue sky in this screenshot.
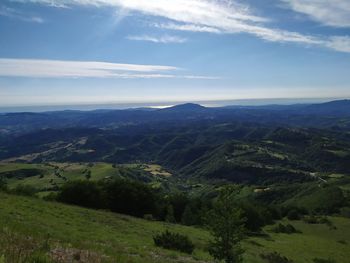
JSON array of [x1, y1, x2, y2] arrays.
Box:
[[0, 0, 350, 106]]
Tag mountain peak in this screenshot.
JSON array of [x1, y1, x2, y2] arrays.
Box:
[[163, 103, 206, 111]]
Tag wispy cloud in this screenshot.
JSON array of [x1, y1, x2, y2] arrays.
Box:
[[12, 0, 350, 53], [127, 35, 187, 43], [154, 23, 221, 34], [0, 5, 44, 23], [0, 58, 216, 79], [282, 0, 350, 28]]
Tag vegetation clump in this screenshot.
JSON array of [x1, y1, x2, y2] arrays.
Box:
[[153, 230, 194, 254], [260, 252, 293, 263], [272, 223, 299, 234]]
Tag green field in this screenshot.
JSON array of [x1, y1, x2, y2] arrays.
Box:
[[0, 192, 349, 263], [0, 162, 175, 195]]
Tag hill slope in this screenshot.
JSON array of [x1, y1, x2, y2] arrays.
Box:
[[0, 192, 211, 263], [0, 193, 349, 263]]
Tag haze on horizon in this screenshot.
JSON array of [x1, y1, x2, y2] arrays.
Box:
[[0, 0, 350, 107]]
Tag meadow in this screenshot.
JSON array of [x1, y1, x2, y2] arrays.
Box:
[[0, 192, 349, 263]]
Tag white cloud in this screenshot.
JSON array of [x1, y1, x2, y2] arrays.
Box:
[[324, 36, 350, 53], [155, 23, 221, 33], [127, 35, 187, 43], [282, 0, 350, 28], [0, 58, 216, 79], [12, 0, 350, 53], [0, 5, 44, 23]]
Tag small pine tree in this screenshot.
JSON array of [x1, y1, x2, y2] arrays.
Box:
[[206, 186, 246, 263]]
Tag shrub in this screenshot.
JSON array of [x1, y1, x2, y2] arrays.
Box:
[[260, 252, 293, 263], [11, 184, 37, 197], [143, 214, 154, 221], [339, 207, 350, 218], [153, 230, 194, 254], [272, 223, 299, 234], [303, 216, 333, 227], [287, 209, 300, 220]]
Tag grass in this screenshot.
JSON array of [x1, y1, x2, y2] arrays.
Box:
[[0, 162, 173, 195], [245, 218, 350, 263], [0, 192, 211, 263], [1, 162, 350, 263], [0, 193, 349, 263]]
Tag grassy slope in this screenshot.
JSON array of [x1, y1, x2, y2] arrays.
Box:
[[0, 192, 211, 263], [0, 193, 349, 263], [246, 218, 350, 263]]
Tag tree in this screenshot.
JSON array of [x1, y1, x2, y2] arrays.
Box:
[[181, 205, 195, 225], [165, 205, 176, 223], [57, 180, 102, 209], [206, 186, 246, 263]]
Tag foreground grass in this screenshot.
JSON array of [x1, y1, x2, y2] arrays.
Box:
[[0, 192, 211, 262], [0, 192, 349, 262], [244, 217, 350, 263]]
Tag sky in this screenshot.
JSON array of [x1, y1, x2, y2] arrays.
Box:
[[0, 0, 350, 107]]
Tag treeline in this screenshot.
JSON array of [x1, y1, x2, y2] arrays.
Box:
[[49, 179, 285, 232]]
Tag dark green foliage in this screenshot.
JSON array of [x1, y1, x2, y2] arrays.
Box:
[[167, 193, 189, 222], [57, 179, 156, 217], [302, 216, 333, 227], [57, 180, 103, 209], [294, 186, 346, 214], [272, 223, 299, 234], [11, 184, 37, 197], [0, 169, 43, 179], [0, 176, 7, 191], [206, 186, 246, 263], [239, 201, 275, 232], [181, 205, 196, 226], [260, 252, 293, 263], [104, 179, 156, 217], [165, 205, 176, 223], [287, 209, 300, 220], [153, 230, 194, 254], [340, 207, 350, 218]]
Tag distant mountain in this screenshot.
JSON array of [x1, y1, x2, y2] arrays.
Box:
[[159, 103, 207, 112], [303, 99, 350, 115], [1, 99, 350, 135]]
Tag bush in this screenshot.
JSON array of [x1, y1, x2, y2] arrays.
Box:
[[153, 230, 194, 254], [272, 223, 299, 234], [339, 207, 350, 218], [260, 252, 293, 263], [287, 209, 300, 220], [303, 216, 333, 227], [11, 184, 37, 197]]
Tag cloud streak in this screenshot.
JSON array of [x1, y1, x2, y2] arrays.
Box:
[[0, 5, 44, 23], [0, 58, 216, 79], [127, 35, 187, 43], [12, 0, 350, 53], [282, 0, 350, 28]]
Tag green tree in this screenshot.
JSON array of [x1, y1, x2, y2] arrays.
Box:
[[206, 186, 246, 263], [181, 204, 195, 225], [165, 205, 176, 223]]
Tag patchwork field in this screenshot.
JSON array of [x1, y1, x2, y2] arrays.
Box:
[[0, 162, 174, 195]]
